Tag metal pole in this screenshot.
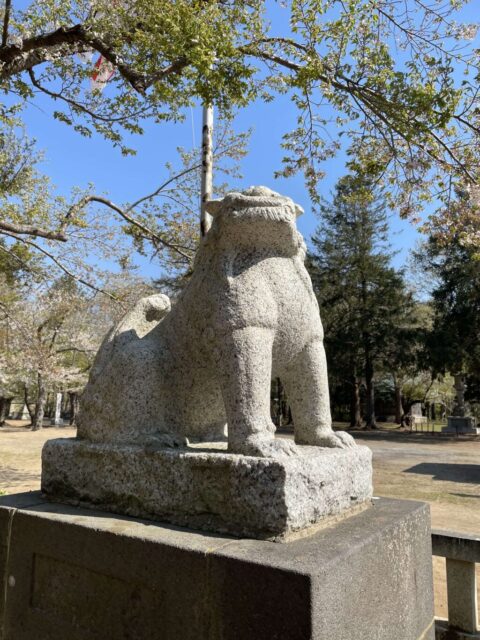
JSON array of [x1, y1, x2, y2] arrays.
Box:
[[200, 103, 214, 237]]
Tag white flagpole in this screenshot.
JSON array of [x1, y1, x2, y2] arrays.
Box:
[[200, 104, 214, 237]]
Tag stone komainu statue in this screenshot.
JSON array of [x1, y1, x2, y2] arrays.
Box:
[[77, 187, 354, 457]]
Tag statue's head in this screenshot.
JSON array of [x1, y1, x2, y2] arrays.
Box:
[[204, 186, 305, 254]]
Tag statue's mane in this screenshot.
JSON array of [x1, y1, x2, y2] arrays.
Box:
[[193, 187, 306, 272], [205, 186, 303, 222]]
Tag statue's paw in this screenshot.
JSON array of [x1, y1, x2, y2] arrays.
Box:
[[310, 430, 356, 449], [232, 437, 300, 458], [143, 433, 189, 450]]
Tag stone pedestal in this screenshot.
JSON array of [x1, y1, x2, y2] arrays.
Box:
[[0, 492, 434, 640], [53, 393, 63, 426], [443, 416, 480, 435], [41, 438, 373, 540]]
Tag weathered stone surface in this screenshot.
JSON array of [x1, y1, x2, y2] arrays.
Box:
[[42, 186, 375, 538], [432, 529, 480, 564], [42, 438, 373, 539], [77, 186, 354, 457], [445, 558, 478, 634], [0, 494, 434, 640]]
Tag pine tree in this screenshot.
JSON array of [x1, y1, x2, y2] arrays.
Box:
[[418, 219, 480, 416], [309, 174, 414, 428]]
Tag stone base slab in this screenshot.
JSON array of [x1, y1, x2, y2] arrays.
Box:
[[0, 493, 434, 640], [442, 427, 480, 435], [443, 417, 480, 435], [41, 438, 373, 540]]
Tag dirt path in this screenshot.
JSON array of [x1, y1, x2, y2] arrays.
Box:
[[354, 431, 480, 534], [0, 423, 76, 493], [1, 422, 479, 619]]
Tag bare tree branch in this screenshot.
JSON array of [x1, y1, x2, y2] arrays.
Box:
[[241, 46, 301, 72], [82, 195, 193, 261], [56, 346, 96, 354], [0, 240, 34, 272], [0, 24, 89, 77], [0, 230, 118, 300], [28, 68, 150, 124], [0, 219, 67, 241], [82, 31, 188, 94], [0, 23, 189, 91], [126, 163, 202, 213], [248, 46, 478, 183]]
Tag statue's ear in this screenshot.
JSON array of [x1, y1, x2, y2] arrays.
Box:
[[294, 203, 304, 217], [205, 199, 223, 217]]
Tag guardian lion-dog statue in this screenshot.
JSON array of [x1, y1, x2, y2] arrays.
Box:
[[77, 187, 354, 457]]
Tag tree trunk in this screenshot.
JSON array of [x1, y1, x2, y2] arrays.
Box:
[[350, 375, 362, 428], [44, 392, 52, 418], [452, 373, 466, 417], [32, 372, 47, 431], [0, 397, 12, 426], [68, 391, 80, 426], [62, 392, 70, 415], [361, 278, 377, 429], [287, 405, 293, 425], [364, 353, 377, 429], [393, 374, 404, 425]]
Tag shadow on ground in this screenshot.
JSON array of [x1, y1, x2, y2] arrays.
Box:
[[404, 463, 480, 484], [347, 428, 480, 446]]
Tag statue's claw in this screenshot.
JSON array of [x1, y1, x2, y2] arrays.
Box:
[[142, 433, 189, 450], [230, 437, 300, 458], [310, 431, 356, 449]]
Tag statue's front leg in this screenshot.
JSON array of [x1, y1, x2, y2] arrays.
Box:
[[219, 326, 298, 458], [283, 339, 355, 449]]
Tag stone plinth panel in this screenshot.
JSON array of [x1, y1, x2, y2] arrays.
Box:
[[41, 438, 372, 539], [0, 493, 434, 640]]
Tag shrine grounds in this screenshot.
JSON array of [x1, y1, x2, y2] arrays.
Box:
[[0, 421, 479, 620]]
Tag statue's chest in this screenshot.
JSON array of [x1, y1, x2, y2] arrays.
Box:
[[220, 255, 320, 335]]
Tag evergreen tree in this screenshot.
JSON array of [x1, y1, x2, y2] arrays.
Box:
[[418, 217, 480, 416], [309, 174, 414, 428]]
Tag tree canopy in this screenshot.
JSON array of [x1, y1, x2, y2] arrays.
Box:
[[1, 0, 479, 232], [418, 211, 480, 380], [0, 110, 249, 295], [309, 172, 419, 427]]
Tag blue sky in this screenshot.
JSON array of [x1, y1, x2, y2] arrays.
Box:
[[21, 77, 416, 277], [17, 0, 479, 281]]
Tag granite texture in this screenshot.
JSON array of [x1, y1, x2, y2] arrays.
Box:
[[0, 494, 434, 640], [41, 438, 373, 539], [445, 558, 478, 634], [77, 186, 354, 457]]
